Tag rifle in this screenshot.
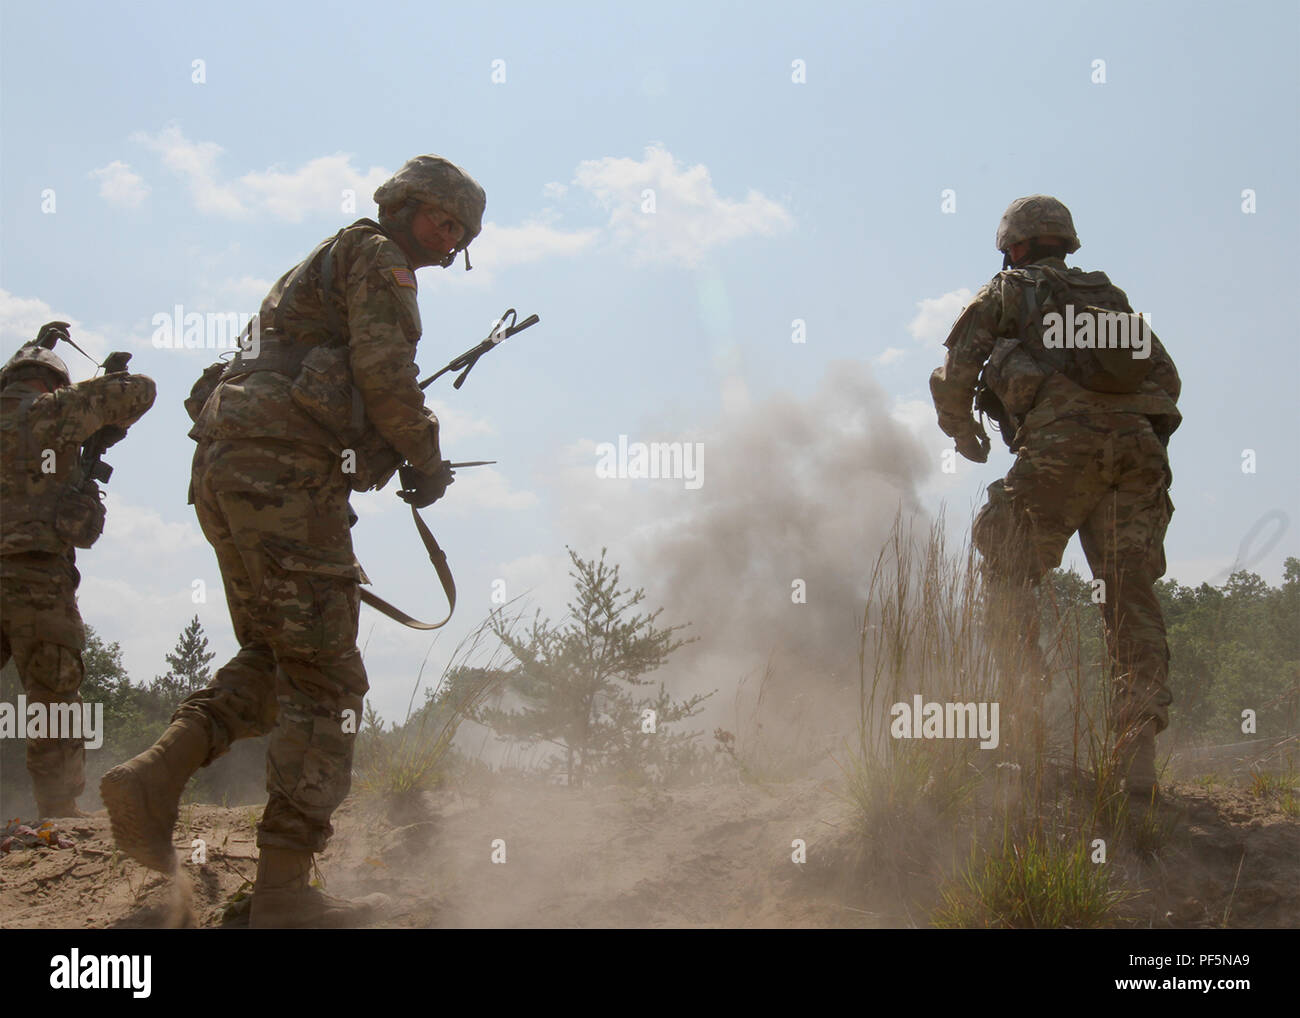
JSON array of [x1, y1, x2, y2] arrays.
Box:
[[974, 364, 1014, 452], [360, 309, 541, 631], [30, 323, 133, 485], [419, 308, 540, 390]]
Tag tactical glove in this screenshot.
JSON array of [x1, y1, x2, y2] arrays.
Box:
[[102, 351, 132, 374], [954, 423, 990, 464], [397, 460, 455, 508], [35, 321, 71, 349], [90, 425, 128, 450]]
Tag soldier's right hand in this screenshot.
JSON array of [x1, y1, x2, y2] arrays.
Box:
[[954, 427, 990, 464], [397, 460, 455, 508]]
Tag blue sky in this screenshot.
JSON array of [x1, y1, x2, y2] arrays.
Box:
[[2, 0, 1297, 724]]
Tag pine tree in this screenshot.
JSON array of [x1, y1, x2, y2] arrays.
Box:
[[487, 547, 708, 787], [150, 615, 216, 715]]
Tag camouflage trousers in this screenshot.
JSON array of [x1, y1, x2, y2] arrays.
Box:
[[179, 439, 367, 853], [0, 550, 87, 804], [972, 413, 1174, 733]]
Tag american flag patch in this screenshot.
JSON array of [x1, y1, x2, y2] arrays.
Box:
[[390, 267, 416, 289]]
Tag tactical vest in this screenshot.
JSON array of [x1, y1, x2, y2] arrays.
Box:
[[981, 265, 1167, 435], [186, 219, 404, 493], [0, 387, 105, 553]]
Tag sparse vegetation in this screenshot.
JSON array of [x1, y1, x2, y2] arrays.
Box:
[[353, 612, 518, 817], [481, 548, 712, 788], [1248, 768, 1300, 817], [932, 827, 1132, 928]]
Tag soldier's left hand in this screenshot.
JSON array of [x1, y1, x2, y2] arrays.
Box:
[[92, 425, 128, 450], [102, 351, 132, 374]]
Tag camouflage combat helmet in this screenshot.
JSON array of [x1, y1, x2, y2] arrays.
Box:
[[374, 155, 486, 268], [0, 343, 70, 389], [995, 194, 1081, 254]]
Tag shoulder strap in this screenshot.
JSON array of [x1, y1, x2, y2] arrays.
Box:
[[1008, 268, 1069, 374], [317, 232, 346, 344], [316, 228, 369, 434], [273, 229, 346, 335]]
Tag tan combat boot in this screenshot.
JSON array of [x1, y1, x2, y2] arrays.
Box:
[[35, 799, 90, 819], [249, 846, 391, 929], [100, 716, 211, 873], [1117, 718, 1159, 804]]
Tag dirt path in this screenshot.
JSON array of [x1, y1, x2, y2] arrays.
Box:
[[1, 776, 1296, 928]]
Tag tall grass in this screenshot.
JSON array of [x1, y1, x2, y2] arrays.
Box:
[[932, 824, 1131, 928], [353, 606, 525, 815], [841, 511, 1148, 926]]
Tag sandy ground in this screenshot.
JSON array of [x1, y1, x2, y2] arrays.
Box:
[[1, 769, 1296, 929]]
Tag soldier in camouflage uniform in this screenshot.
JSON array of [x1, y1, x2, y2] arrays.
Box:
[[0, 327, 156, 817], [102, 155, 485, 927], [930, 196, 1181, 802]]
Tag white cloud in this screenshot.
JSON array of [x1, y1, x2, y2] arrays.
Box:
[[0, 289, 113, 366], [570, 144, 793, 267], [99, 496, 207, 555], [240, 154, 392, 223], [89, 161, 149, 207], [217, 275, 273, 305], [874, 346, 908, 366], [132, 126, 242, 217], [132, 125, 390, 222], [441, 466, 538, 514], [908, 288, 972, 348], [426, 398, 496, 440], [469, 220, 598, 271]]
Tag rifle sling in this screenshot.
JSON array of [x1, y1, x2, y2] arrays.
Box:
[[358, 503, 456, 630]]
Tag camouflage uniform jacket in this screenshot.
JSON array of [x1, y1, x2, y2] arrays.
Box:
[[930, 256, 1182, 446], [189, 219, 441, 481], [0, 374, 157, 555]]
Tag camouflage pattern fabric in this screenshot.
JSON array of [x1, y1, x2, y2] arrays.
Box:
[[930, 256, 1180, 444], [179, 439, 367, 853], [0, 552, 87, 803], [0, 372, 156, 803], [1, 374, 158, 555], [190, 220, 441, 480], [931, 256, 1180, 734], [972, 414, 1175, 731], [182, 217, 446, 851]]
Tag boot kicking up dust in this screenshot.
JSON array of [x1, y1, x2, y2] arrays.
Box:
[[102, 154, 486, 927]]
